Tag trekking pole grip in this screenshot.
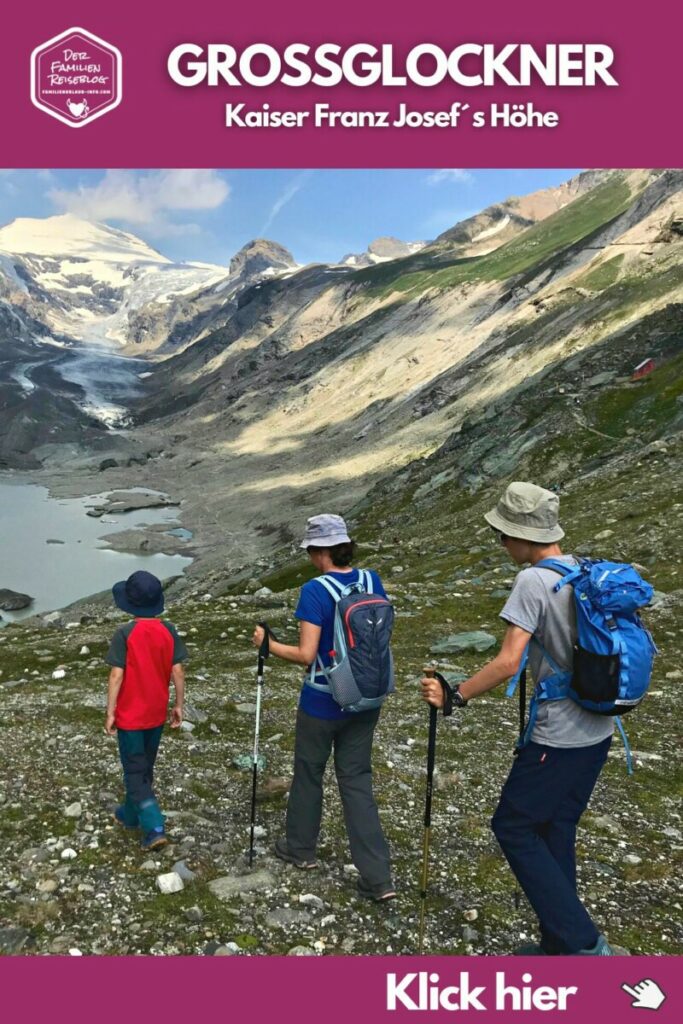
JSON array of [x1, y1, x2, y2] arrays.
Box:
[[423, 665, 453, 717], [258, 620, 271, 659]]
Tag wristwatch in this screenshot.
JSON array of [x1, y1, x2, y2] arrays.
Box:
[[453, 685, 469, 708]]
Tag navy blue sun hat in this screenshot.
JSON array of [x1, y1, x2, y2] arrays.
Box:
[[112, 570, 164, 617]]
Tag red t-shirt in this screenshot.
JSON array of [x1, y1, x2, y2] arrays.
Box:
[[105, 619, 188, 730]]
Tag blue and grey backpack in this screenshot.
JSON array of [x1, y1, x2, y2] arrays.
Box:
[[507, 558, 657, 772], [306, 571, 395, 713]]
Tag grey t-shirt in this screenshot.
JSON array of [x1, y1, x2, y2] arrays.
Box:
[[501, 555, 614, 748]]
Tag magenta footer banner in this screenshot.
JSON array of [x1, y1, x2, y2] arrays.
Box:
[[3, 0, 682, 167], [1, 956, 681, 1020]]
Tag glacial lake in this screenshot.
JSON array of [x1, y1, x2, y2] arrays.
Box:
[[0, 480, 193, 623]]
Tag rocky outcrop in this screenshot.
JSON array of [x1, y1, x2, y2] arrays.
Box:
[[229, 239, 296, 280]]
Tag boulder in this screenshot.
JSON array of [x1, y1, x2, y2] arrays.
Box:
[[0, 589, 33, 611], [208, 870, 276, 899], [430, 631, 497, 655]]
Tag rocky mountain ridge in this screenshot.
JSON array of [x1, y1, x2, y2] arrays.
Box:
[[1, 169, 681, 566]]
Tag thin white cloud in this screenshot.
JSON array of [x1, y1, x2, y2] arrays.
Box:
[[260, 171, 312, 235], [48, 170, 230, 236], [427, 169, 475, 186]]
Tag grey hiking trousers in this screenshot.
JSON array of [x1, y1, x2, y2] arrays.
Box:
[[286, 707, 393, 888]]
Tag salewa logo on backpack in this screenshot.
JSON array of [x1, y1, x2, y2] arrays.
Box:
[[306, 570, 396, 713]]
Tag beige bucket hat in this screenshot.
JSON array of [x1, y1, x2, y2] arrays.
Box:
[[484, 482, 565, 543]]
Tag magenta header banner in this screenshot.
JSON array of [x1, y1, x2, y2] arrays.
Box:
[[4, 0, 682, 167]]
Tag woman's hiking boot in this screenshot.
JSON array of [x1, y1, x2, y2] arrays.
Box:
[[356, 877, 397, 902], [274, 837, 318, 870]]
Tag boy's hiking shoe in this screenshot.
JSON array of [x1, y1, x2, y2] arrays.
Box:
[[576, 934, 615, 956], [356, 877, 397, 903], [274, 837, 317, 870], [113, 806, 138, 830], [141, 828, 168, 851]]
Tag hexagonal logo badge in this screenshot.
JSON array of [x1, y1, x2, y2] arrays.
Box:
[[31, 27, 122, 128]]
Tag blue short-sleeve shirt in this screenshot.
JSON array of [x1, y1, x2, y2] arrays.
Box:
[[295, 568, 387, 719]]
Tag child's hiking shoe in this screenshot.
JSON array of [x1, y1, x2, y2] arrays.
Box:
[[113, 806, 138, 830], [575, 934, 615, 956], [356, 877, 397, 903], [141, 827, 168, 851], [273, 837, 317, 870]]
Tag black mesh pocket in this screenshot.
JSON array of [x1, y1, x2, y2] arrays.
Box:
[[572, 644, 620, 705]]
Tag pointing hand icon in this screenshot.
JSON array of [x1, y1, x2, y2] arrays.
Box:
[[621, 979, 666, 1011]]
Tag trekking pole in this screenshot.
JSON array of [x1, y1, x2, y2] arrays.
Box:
[[513, 666, 527, 911], [419, 667, 439, 954], [248, 621, 270, 867]]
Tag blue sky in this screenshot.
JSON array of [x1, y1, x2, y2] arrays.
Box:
[[0, 169, 582, 266]]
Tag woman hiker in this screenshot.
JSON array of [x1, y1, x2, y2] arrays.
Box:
[[252, 513, 396, 902], [421, 482, 615, 955]]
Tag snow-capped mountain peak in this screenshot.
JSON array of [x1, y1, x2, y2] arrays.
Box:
[[0, 214, 169, 264]]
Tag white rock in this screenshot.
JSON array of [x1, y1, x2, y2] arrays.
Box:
[[69, 948, 83, 957], [36, 879, 59, 893], [299, 893, 324, 909], [594, 529, 614, 540], [79, 646, 90, 656], [463, 909, 479, 922], [64, 802, 82, 818], [157, 872, 184, 894], [61, 848, 77, 860], [179, 720, 195, 732], [52, 669, 66, 680], [624, 854, 642, 866]]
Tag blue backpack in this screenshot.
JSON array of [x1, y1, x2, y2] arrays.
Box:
[[507, 558, 657, 772], [305, 571, 395, 713]]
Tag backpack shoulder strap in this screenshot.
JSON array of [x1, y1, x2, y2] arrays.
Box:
[[535, 558, 584, 592], [315, 575, 344, 602], [361, 569, 374, 594]]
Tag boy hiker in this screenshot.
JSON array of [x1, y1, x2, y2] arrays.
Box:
[[252, 514, 396, 901], [421, 482, 616, 955], [105, 570, 188, 850]]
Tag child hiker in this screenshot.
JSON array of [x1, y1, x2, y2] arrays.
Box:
[[421, 483, 616, 955], [105, 570, 188, 850], [252, 514, 396, 902]]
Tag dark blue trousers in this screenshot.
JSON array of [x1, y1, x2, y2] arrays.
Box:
[[491, 736, 611, 954], [117, 726, 165, 834]]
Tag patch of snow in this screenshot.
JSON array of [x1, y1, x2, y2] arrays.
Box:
[[0, 252, 29, 292], [471, 215, 511, 243], [10, 364, 37, 393]]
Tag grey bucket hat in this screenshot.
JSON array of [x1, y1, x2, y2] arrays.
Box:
[[484, 482, 565, 543], [300, 513, 351, 549]]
